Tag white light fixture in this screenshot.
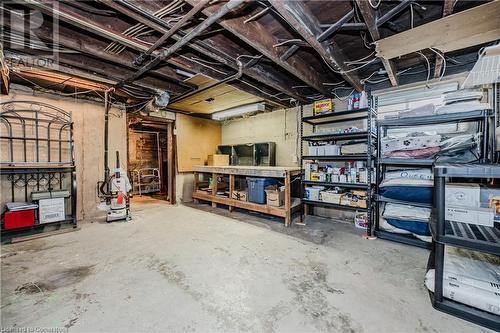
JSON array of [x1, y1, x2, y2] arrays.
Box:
[[211, 102, 266, 121], [175, 69, 195, 79]]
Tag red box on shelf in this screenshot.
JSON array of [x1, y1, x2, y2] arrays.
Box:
[[3, 209, 36, 230]]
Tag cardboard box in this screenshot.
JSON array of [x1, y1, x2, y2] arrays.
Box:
[[38, 197, 65, 224], [350, 198, 367, 209], [265, 187, 285, 207], [320, 191, 342, 204], [446, 184, 480, 208], [354, 212, 368, 229], [446, 206, 495, 227], [207, 154, 230, 166], [313, 99, 334, 115], [231, 190, 247, 201]]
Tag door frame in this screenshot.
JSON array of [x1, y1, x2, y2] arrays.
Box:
[[127, 114, 176, 204]]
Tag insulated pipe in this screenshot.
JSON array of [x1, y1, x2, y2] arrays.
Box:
[[170, 60, 244, 104], [103, 90, 111, 199], [118, 0, 246, 87]]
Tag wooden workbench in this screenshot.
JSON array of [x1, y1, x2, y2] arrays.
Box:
[[192, 165, 301, 226]]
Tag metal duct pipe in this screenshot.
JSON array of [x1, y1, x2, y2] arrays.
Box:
[[170, 60, 244, 104], [142, 0, 211, 58], [101, 90, 111, 201], [118, 0, 246, 86]]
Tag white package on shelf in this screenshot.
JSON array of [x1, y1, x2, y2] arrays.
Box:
[[381, 134, 441, 153], [425, 269, 500, 315], [383, 203, 431, 222], [444, 247, 500, 294]]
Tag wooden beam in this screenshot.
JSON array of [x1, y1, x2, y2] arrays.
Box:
[[9, 51, 184, 94], [140, 0, 211, 56], [118, 0, 245, 86], [2, 19, 190, 94], [376, 1, 500, 60], [269, 0, 363, 91], [434, 0, 455, 79], [355, 0, 398, 86], [2, 6, 197, 88], [16, 1, 295, 105], [443, 0, 456, 16], [102, 0, 307, 103], [186, 0, 330, 95]]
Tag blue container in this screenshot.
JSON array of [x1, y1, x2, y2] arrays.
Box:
[[246, 177, 278, 204]]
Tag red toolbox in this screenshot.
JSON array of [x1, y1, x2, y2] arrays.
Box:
[[2, 209, 36, 230]]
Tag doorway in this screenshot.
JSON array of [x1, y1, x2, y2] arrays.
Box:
[[127, 114, 175, 205]]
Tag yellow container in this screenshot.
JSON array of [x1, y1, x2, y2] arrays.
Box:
[[207, 154, 230, 166]]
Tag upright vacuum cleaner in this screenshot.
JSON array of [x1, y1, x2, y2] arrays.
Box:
[[105, 151, 131, 222], [98, 90, 132, 222]]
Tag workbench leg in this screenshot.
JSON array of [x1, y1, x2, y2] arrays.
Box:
[[211, 173, 218, 208], [304, 203, 309, 216], [193, 172, 199, 204], [229, 174, 235, 212], [284, 172, 291, 227]]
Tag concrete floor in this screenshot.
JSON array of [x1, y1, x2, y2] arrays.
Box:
[[1, 199, 490, 333]]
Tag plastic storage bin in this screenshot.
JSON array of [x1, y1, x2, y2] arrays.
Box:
[[247, 178, 278, 204], [3, 209, 36, 230]]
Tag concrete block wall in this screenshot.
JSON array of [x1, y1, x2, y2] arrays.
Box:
[[221, 101, 356, 223], [221, 106, 302, 166]]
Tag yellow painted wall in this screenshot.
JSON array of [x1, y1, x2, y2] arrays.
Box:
[[175, 114, 221, 172]]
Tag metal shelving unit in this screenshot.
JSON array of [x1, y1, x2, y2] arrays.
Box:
[[302, 199, 367, 212], [0, 101, 77, 242], [302, 154, 373, 161], [429, 164, 499, 331], [302, 180, 368, 189], [375, 107, 492, 248], [300, 91, 377, 235]]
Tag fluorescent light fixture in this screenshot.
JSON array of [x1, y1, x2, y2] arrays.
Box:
[[211, 103, 266, 121], [175, 69, 195, 79], [375, 82, 458, 107]]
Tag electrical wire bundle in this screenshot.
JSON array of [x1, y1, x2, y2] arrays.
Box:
[[105, 0, 185, 55], [0, 47, 10, 84]]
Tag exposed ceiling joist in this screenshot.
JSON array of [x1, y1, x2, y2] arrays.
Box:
[[355, 0, 399, 86], [185, 0, 330, 96], [118, 0, 245, 86], [101, 0, 307, 103], [6, 50, 175, 95], [434, 0, 455, 79], [138, 0, 211, 57], [2, 15, 191, 94], [20, 0, 296, 105], [376, 1, 500, 60], [269, 0, 363, 91]]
